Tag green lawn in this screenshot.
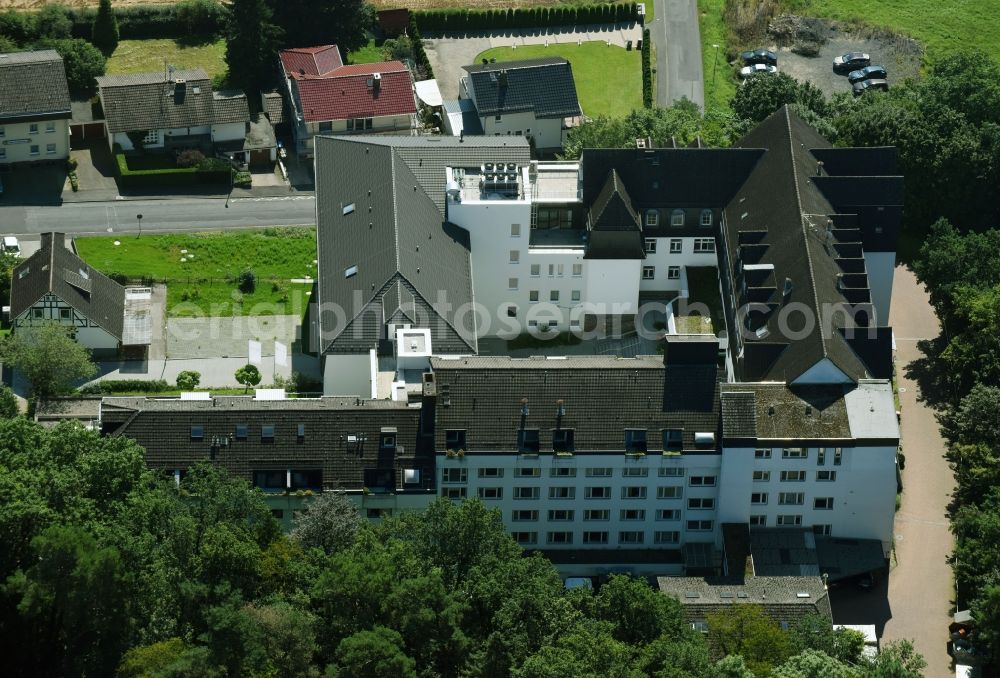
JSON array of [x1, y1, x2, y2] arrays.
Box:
[[74, 228, 318, 318], [699, 0, 738, 113], [348, 39, 386, 65], [476, 42, 642, 118], [107, 38, 228, 79]]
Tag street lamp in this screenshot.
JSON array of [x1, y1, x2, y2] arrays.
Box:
[[225, 167, 233, 208], [136, 213, 143, 238]]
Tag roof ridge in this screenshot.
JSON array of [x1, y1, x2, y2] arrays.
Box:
[[390, 151, 401, 273]]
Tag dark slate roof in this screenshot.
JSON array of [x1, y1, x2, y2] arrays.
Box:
[[429, 355, 723, 453], [0, 50, 71, 121], [262, 90, 285, 124], [586, 169, 645, 259], [212, 90, 251, 125], [96, 70, 215, 134], [314, 136, 479, 354], [658, 575, 833, 625], [10, 233, 125, 340], [463, 57, 582, 119], [100, 395, 433, 492]]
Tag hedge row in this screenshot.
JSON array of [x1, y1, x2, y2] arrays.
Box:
[[115, 153, 230, 189], [641, 28, 652, 108], [414, 3, 639, 32], [79, 379, 171, 395], [408, 13, 434, 79]]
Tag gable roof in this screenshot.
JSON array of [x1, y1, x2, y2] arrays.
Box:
[[658, 575, 833, 625], [261, 90, 285, 124], [96, 69, 217, 134], [315, 136, 479, 354], [292, 61, 416, 123], [464, 57, 582, 119], [586, 169, 645, 259], [10, 233, 125, 340], [0, 50, 71, 122], [212, 90, 251, 125], [279, 45, 344, 78]]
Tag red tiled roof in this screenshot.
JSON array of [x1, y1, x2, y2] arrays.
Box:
[[296, 65, 416, 122], [279, 45, 343, 78]]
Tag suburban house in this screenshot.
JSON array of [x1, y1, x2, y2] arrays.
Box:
[[9, 233, 152, 358], [0, 50, 71, 165], [279, 44, 418, 158], [95, 70, 263, 162], [454, 57, 582, 151]]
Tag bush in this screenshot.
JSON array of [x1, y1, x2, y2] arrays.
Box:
[[35, 4, 73, 40], [78, 379, 171, 394], [413, 3, 639, 33], [175, 370, 201, 390], [641, 28, 652, 108], [233, 170, 251, 188], [237, 268, 256, 293], [176, 149, 205, 168], [114, 153, 230, 188], [107, 272, 129, 285]]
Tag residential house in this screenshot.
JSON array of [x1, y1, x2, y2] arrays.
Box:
[[9, 233, 151, 358], [456, 57, 582, 151], [279, 45, 418, 158], [96, 70, 254, 158], [0, 50, 71, 165]]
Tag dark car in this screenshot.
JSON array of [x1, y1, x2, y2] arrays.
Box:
[[848, 65, 887, 84], [853, 78, 889, 96], [833, 51, 871, 73], [741, 48, 778, 66]]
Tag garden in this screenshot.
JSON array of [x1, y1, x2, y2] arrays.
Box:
[[106, 36, 226, 80]]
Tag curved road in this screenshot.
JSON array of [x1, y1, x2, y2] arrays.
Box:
[[649, 0, 705, 108]]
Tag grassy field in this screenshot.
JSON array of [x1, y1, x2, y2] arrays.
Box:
[[74, 228, 317, 318], [476, 42, 642, 118], [348, 39, 386, 65], [699, 0, 738, 113], [106, 38, 227, 79]]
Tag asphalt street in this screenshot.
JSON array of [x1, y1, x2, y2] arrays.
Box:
[[650, 0, 705, 108], [0, 195, 317, 235]]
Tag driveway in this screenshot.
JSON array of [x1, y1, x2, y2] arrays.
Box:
[[166, 314, 301, 360], [67, 139, 119, 199], [0, 164, 67, 205], [649, 0, 704, 107]]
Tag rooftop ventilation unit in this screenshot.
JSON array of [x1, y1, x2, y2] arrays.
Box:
[[694, 432, 716, 446]]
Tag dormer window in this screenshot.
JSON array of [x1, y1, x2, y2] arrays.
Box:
[[645, 210, 658, 227], [446, 429, 466, 450], [625, 429, 647, 453], [671, 209, 685, 226], [380, 429, 397, 451], [261, 424, 275, 442], [663, 429, 683, 451], [297, 424, 305, 443], [700, 209, 713, 226], [518, 429, 540, 453], [190, 425, 204, 441], [553, 429, 575, 452]]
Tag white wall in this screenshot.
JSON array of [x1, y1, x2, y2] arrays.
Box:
[[483, 112, 563, 150], [584, 259, 642, 315], [864, 251, 895, 325], [323, 352, 372, 396], [0, 118, 70, 163], [640, 237, 719, 293], [14, 296, 118, 352]]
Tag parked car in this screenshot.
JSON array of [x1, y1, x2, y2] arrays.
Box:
[[848, 65, 887, 84], [740, 63, 778, 79], [853, 78, 889, 97], [833, 52, 871, 73], [741, 48, 778, 66], [2, 236, 19, 256]]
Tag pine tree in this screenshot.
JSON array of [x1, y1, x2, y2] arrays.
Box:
[[225, 0, 282, 94], [91, 0, 119, 56]]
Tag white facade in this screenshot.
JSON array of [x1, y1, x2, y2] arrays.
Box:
[[112, 124, 216, 152], [483, 112, 565, 151], [0, 118, 70, 163], [639, 235, 719, 293], [14, 293, 118, 352]]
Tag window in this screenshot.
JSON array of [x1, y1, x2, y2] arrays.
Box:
[[687, 520, 713, 531], [586, 467, 612, 477], [700, 209, 713, 226], [29, 123, 38, 134], [669, 238, 683, 253], [572, 263, 583, 277], [552, 429, 575, 452], [777, 515, 802, 526], [261, 424, 275, 442], [506, 277, 518, 291], [571, 290, 581, 302], [813, 524, 832, 536], [0, 148, 5, 159], [235, 424, 248, 441], [512, 510, 538, 522], [0, 126, 4, 137], [529, 264, 541, 277], [779, 492, 804, 505], [318, 121, 333, 132], [645, 238, 657, 253], [445, 429, 466, 450], [694, 238, 715, 253], [817, 470, 837, 482], [549, 486, 575, 500], [513, 487, 540, 500], [688, 498, 715, 510], [506, 305, 517, 318], [32, 307, 43, 319], [619, 531, 645, 544], [625, 429, 647, 452], [550, 290, 559, 302], [621, 509, 646, 521], [343, 265, 358, 278], [548, 509, 574, 521], [509, 250, 519, 264], [689, 475, 716, 487], [511, 223, 521, 237], [297, 423, 306, 442], [658, 431, 682, 453], [817, 448, 826, 466], [366, 508, 384, 519], [46, 143, 56, 155], [622, 486, 647, 499], [668, 266, 681, 280], [671, 209, 685, 226], [442, 468, 467, 483], [253, 471, 286, 491], [59, 308, 70, 320], [656, 509, 681, 521], [547, 531, 573, 544], [272, 509, 285, 520], [657, 486, 682, 499], [557, 264, 564, 277], [585, 486, 611, 499], [755, 448, 771, 459], [442, 487, 467, 500], [780, 471, 806, 482], [513, 531, 537, 545], [583, 531, 608, 544], [30, 145, 39, 156], [834, 448, 843, 466], [655, 531, 680, 544], [782, 447, 807, 459], [550, 466, 576, 477], [143, 130, 159, 145], [478, 468, 503, 478], [750, 514, 767, 526], [645, 210, 659, 227], [547, 264, 554, 277], [814, 497, 834, 510], [584, 509, 610, 521], [189, 425, 204, 441], [290, 470, 322, 490], [753, 470, 770, 482], [46, 121, 55, 133], [516, 467, 541, 478], [642, 266, 655, 280], [518, 429, 540, 453], [622, 467, 648, 478], [751, 492, 768, 505], [495, 114, 502, 122], [478, 487, 503, 499], [659, 468, 685, 479]]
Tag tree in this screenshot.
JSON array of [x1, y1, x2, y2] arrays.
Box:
[[594, 574, 686, 645], [289, 491, 361, 554], [331, 626, 417, 678], [970, 583, 1000, 672], [234, 363, 261, 392], [33, 38, 107, 95], [789, 614, 865, 665], [0, 384, 18, 418], [706, 604, 792, 676], [224, 0, 281, 95], [1, 322, 96, 398], [33, 4, 72, 40], [731, 72, 806, 124], [116, 638, 190, 677], [267, 0, 374, 54], [863, 639, 926, 677], [771, 649, 857, 677], [91, 0, 120, 56], [176, 370, 202, 390], [0, 248, 18, 306]]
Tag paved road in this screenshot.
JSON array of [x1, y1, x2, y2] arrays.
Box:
[[882, 265, 954, 677], [0, 195, 316, 235], [649, 0, 705, 107]]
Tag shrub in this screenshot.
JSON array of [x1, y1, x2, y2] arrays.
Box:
[[175, 370, 201, 390], [35, 4, 73, 40], [233, 170, 251, 188], [108, 272, 129, 285], [176, 149, 205, 168], [33, 38, 106, 96], [237, 268, 256, 293], [78, 379, 171, 394], [114, 153, 230, 188], [641, 28, 652, 108]]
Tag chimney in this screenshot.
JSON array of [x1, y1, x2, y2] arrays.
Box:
[[816, 160, 825, 176], [373, 72, 382, 92]]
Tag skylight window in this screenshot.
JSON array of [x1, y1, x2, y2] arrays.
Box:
[[344, 265, 358, 278], [342, 203, 355, 215]]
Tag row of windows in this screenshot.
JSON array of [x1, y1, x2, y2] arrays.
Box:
[[512, 525, 712, 546], [512, 508, 686, 522], [522, 288, 581, 302], [525, 261, 584, 277], [644, 238, 685, 254], [644, 209, 714, 228], [642, 265, 682, 280], [750, 516, 833, 533], [0, 143, 57, 159], [444, 428, 692, 453], [755, 447, 843, 465], [444, 467, 708, 481], [462, 486, 710, 501], [751, 492, 835, 509], [0, 122, 57, 136], [753, 470, 837, 482], [190, 424, 395, 450]]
